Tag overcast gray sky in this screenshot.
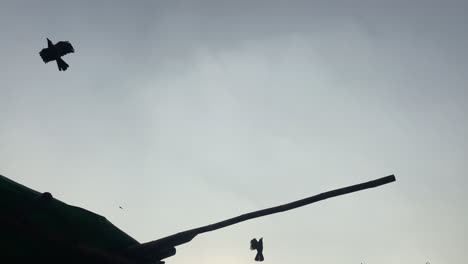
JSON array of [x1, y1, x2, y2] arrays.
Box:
[[1, 1, 467, 263]]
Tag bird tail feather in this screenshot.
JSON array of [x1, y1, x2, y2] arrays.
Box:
[[56, 58, 69, 71], [255, 252, 264, 261]]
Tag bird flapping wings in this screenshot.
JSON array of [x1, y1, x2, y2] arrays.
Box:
[[39, 39, 75, 71], [250, 238, 264, 261], [55, 41, 75, 57]]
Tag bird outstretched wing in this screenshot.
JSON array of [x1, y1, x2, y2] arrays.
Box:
[[55, 41, 75, 56], [250, 238, 259, 250], [39, 48, 55, 63]]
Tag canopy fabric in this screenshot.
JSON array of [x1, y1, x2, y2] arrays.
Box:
[[0, 174, 141, 263]]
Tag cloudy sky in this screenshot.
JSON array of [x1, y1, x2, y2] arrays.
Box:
[[1, 1, 467, 263]]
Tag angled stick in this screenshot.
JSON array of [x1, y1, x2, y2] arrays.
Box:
[[132, 175, 396, 257]]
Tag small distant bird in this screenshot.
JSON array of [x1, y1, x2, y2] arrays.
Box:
[[39, 38, 75, 71], [119, 206, 123, 209], [250, 238, 264, 262]]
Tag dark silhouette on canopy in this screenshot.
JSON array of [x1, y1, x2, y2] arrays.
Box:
[[39, 38, 74, 71], [250, 238, 264, 261]]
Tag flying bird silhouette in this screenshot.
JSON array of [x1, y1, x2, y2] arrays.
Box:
[[250, 238, 264, 262], [39, 38, 75, 71]]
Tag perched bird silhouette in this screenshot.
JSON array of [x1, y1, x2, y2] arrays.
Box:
[[250, 238, 264, 262], [39, 38, 75, 71]]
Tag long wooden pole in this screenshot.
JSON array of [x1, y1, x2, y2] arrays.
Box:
[[132, 175, 396, 256]]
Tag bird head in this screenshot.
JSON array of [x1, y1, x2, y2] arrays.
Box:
[[46, 38, 53, 46]]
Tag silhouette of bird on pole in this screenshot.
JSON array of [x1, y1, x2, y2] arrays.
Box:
[[39, 38, 75, 71], [250, 238, 264, 262]]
